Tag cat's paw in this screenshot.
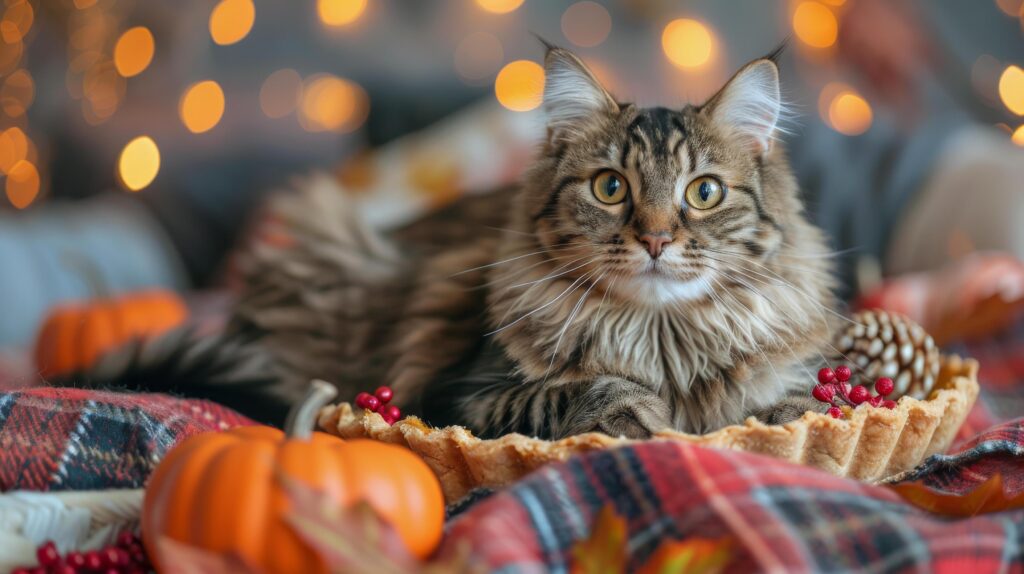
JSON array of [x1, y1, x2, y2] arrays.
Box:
[[592, 394, 672, 439], [753, 396, 823, 425]]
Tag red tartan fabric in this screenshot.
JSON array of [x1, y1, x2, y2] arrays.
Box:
[[0, 387, 254, 491]]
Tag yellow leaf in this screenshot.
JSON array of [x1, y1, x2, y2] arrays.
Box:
[[888, 473, 1024, 517], [570, 505, 629, 574], [636, 538, 733, 574]]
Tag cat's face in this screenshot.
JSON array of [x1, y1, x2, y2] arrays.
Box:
[[524, 48, 790, 306]]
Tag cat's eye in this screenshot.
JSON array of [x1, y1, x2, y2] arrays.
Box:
[[591, 170, 629, 205], [685, 176, 726, 210]]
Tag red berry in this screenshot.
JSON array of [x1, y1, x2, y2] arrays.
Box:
[[380, 404, 401, 421], [84, 551, 103, 570], [835, 365, 852, 382], [54, 565, 76, 574], [11, 568, 32, 574], [875, 377, 895, 397], [848, 386, 870, 405], [811, 384, 834, 403], [817, 368, 836, 384], [354, 392, 373, 409], [868, 395, 883, 407], [827, 406, 843, 418], [66, 552, 87, 568], [374, 386, 394, 404], [382, 415, 397, 425], [116, 532, 138, 548], [36, 541, 60, 567], [883, 400, 897, 409], [364, 395, 381, 412]]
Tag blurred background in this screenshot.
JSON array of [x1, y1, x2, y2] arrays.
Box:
[[1, 0, 1024, 352]]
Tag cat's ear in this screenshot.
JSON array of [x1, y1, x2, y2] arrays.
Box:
[[543, 47, 618, 139], [703, 57, 784, 155]]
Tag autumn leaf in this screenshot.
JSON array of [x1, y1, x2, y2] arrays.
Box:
[[156, 537, 260, 574], [570, 505, 629, 574], [636, 538, 733, 574], [888, 473, 1024, 517], [281, 474, 484, 574]]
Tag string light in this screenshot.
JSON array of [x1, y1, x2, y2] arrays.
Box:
[[561, 2, 612, 48], [793, 1, 837, 49], [494, 60, 544, 112], [114, 26, 154, 78], [5, 159, 39, 209], [820, 83, 872, 135], [82, 59, 125, 124], [1013, 125, 1024, 146], [299, 74, 369, 133], [0, 68, 33, 116], [0, 127, 28, 174], [475, 0, 524, 14], [454, 32, 503, 83], [998, 65, 1024, 115], [260, 69, 302, 118], [209, 0, 254, 46], [179, 80, 226, 134], [118, 136, 160, 192], [0, 36, 21, 75], [661, 19, 714, 69], [1, 0, 33, 44], [317, 0, 366, 27]]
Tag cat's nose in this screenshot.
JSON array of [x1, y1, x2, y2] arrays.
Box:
[[637, 232, 673, 259]]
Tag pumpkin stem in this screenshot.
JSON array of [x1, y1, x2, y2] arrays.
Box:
[[285, 380, 339, 439]]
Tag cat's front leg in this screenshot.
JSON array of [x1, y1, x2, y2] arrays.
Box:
[[424, 374, 671, 440]]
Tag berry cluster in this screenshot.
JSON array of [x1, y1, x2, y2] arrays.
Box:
[[354, 386, 402, 425], [812, 365, 897, 419], [13, 532, 150, 574]]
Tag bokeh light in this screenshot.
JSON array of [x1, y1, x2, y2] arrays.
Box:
[[661, 19, 714, 69], [0, 37, 21, 76], [561, 2, 612, 48], [73, 0, 97, 8], [475, 0, 524, 14], [0, 127, 28, 174], [995, 0, 1023, 17], [209, 0, 254, 46], [299, 74, 369, 133], [998, 65, 1024, 115], [454, 32, 503, 83], [114, 26, 155, 78], [317, 0, 366, 27], [820, 83, 872, 136], [494, 60, 544, 112], [260, 69, 302, 118], [118, 136, 160, 192], [1, 1, 33, 44], [1, 68, 33, 116], [793, 1, 838, 49], [82, 60, 126, 124], [179, 80, 226, 134], [5, 159, 38, 209], [1013, 125, 1024, 146]]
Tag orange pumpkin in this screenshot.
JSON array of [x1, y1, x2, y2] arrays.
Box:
[[34, 289, 187, 377], [142, 381, 445, 573]]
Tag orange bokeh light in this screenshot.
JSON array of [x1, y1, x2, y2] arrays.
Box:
[[494, 60, 545, 112], [661, 19, 714, 69], [475, 0, 524, 14], [179, 80, 226, 134], [6, 159, 38, 209], [1, 1, 33, 44], [793, 1, 838, 49], [820, 84, 873, 136], [0, 126, 28, 174], [1012, 125, 1024, 146], [114, 26, 155, 78], [299, 74, 369, 133], [1, 68, 34, 116], [209, 0, 254, 46], [118, 136, 160, 192], [561, 1, 612, 48], [317, 0, 366, 26], [999, 65, 1024, 115], [260, 69, 302, 118]]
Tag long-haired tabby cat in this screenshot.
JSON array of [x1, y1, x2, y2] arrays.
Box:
[[86, 46, 838, 438]]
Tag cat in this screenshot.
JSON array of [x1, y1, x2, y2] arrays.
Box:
[[80, 46, 837, 438]]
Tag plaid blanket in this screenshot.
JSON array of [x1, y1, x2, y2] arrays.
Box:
[[0, 387, 253, 491]]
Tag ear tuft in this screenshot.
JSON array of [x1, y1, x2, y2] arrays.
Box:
[[705, 59, 784, 154], [543, 47, 618, 138]]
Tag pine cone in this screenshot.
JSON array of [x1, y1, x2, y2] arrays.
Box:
[[834, 309, 940, 399]]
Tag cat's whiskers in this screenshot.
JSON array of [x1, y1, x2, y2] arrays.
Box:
[[490, 253, 598, 327], [486, 268, 599, 336], [543, 269, 606, 382], [451, 243, 580, 277]]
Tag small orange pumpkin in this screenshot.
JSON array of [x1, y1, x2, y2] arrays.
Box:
[[34, 289, 188, 377], [142, 381, 445, 573]]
